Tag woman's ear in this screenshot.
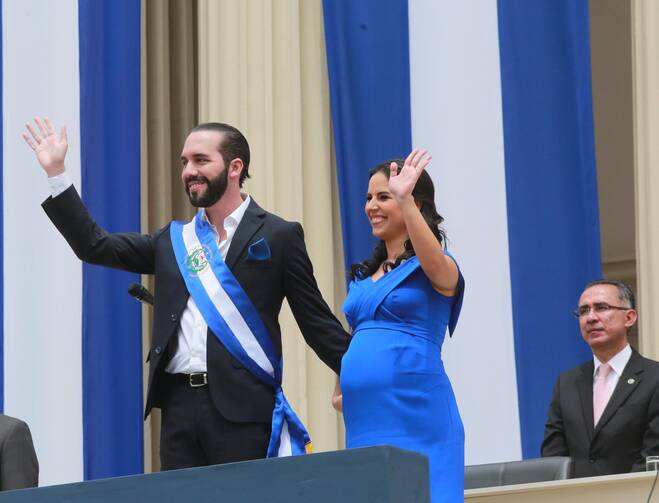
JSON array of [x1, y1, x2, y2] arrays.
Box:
[[415, 199, 422, 210]]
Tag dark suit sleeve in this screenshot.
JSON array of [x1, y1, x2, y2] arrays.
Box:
[[282, 223, 350, 374], [1, 420, 38, 490], [632, 377, 659, 471], [541, 377, 570, 457], [42, 185, 156, 274]]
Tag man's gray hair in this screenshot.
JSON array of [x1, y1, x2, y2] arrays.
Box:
[[584, 279, 636, 309]]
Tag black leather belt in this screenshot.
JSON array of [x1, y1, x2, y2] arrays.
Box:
[[170, 372, 208, 387]]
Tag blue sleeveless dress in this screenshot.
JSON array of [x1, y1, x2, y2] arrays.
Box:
[[341, 256, 465, 503]]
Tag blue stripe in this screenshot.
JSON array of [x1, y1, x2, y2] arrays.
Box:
[[0, 0, 4, 413], [322, 0, 412, 272], [78, 0, 142, 479], [497, 0, 601, 457]]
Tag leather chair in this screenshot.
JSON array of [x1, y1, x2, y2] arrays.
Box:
[[464, 456, 571, 489]]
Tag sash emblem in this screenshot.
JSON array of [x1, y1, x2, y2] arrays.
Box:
[[186, 245, 211, 274]]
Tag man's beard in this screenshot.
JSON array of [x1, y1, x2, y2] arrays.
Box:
[[185, 168, 229, 207]]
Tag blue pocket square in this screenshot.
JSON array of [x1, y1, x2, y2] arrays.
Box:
[[247, 238, 271, 261]]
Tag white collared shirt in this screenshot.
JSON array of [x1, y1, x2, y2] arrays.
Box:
[[47, 173, 252, 374], [593, 343, 632, 394]]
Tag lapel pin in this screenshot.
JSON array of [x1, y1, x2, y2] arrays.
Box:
[[627, 378, 635, 384]]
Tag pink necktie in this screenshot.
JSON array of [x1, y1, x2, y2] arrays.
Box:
[[593, 363, 613, 426]]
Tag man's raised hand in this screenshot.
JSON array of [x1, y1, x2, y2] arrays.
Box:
[[22, 117, 68, 177]]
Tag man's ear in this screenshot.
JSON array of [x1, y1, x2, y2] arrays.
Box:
[[229, 158, 244, 181], [625, 309, 638, 329]]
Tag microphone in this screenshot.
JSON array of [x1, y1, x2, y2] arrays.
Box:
[[128, 282, 154, 306]]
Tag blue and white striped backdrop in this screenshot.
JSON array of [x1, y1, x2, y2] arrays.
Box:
[[1, 0, 602, 487], [2, 0, 141, 485]]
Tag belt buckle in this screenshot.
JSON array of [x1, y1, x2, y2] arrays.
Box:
[[189, 373, 207, 387]]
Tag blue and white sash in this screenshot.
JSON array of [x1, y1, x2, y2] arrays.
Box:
[[170, 212, 311, 457]]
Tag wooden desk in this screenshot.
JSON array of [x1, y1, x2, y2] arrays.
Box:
[[465, 471, 659, 502]]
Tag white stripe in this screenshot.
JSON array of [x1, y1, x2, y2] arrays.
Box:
[[3, 0, 83, 484], [409, 0, 522, 463], [278, 421, 292, 457], [181, 222, 274, 376]]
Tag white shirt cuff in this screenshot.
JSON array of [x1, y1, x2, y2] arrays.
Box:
[[48, 172, 73, 197]]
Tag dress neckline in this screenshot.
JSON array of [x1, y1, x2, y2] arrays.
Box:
[[368, 257, 416, 284]]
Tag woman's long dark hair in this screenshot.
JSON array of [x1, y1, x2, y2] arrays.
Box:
[[350, 160, 446, 281]]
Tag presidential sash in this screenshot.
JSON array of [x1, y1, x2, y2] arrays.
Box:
[[170, 212, 311, 457]]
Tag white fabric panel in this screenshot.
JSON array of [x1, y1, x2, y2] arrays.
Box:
[[278, 421, 292, 457], [408, 0, 522, 463], [3, 0, 83, 485]]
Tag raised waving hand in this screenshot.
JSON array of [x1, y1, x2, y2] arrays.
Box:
[[22, 117, 68, 177], [389, 149, 459, 294], [388, 149, 432, 202]]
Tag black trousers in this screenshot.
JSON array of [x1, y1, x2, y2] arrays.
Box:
[[159, 377, 271, 470]]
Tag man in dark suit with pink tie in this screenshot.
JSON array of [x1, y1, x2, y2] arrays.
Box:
[[542, 280, 659, 477]]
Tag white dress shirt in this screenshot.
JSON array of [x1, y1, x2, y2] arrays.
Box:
[[48, 172, 74, 197], [593, 343, 632, 393], [48, 172, 252, 374]]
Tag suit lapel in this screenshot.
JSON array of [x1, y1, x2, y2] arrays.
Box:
[[225, 198, 266, 269], [577, 361, 595, 442], [593, 350, 644, 437]]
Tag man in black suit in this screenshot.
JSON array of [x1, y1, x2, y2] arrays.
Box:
[[0, 414, 39, 490], [23, 117, 350, 469], [541, 279, 659, 477]]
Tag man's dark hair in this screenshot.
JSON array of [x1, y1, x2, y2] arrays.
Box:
[[191, 122, 251, 187], [584, 279, 636, 310]]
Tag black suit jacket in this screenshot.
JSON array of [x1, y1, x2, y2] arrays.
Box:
[[43, 186, 350, 423], [541, 350, 659, 477], [0, 415, 38, 491]]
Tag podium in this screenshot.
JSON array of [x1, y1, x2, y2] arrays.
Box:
[[0, 446, 429, 502]]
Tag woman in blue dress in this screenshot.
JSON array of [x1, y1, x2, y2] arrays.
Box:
[[333, 150, 465, 503]]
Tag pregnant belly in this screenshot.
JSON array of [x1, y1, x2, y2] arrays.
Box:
[[341, 327, 446, 395], [340, 327, 462, 449]]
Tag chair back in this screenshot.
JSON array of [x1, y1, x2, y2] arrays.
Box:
[[464, 456, 572, 489]]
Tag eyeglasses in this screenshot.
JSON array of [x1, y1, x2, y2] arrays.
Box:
[[573, 303, 632, 318]]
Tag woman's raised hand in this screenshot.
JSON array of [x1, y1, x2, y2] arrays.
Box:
[[388, 149, 431, 201], [22, 117, 68, 177]]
